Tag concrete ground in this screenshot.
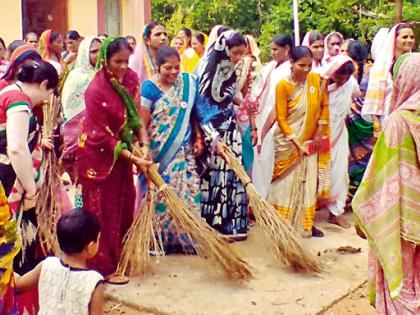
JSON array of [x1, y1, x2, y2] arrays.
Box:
[[105, 213, 372, 315]]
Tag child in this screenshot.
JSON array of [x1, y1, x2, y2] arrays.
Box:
[[14, 208, 104, 314]]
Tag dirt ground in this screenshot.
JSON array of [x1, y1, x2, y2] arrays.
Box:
[[105, 284, 376, 315], [104, 213, 375, 315]]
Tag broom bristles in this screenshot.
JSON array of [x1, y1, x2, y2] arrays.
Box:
[[117, 189, 164, 277], [35, 95, 62, 254], [220, 146, 324, 273], [127, 145, 253, 281]]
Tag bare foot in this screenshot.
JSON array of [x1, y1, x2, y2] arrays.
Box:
[[329, 214, 351, 229]]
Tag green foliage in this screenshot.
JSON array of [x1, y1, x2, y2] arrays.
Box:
[[152, 0, 420, 61]]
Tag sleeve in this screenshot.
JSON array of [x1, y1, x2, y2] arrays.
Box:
[[275, 80, 295, 139], [140, 80, 158, 111], [5, 93, 31, 116]]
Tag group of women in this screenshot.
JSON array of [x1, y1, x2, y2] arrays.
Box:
[[0, 20, 418, 314]]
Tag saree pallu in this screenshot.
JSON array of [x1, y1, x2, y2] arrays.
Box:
[[345, 96, 375, 203], [268, 74, 330, 232], [77, 68, 139, 276], [141, 73, 199, 253], [353, 109, 420, 306]]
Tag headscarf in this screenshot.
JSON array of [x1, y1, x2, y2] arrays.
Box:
[[1, 45, 40, 80], [96, 36, 141, 148], [390, 53, 420, 113], [363, 24, 405, 118], [370, 28, 389, 61], [39, 30, 53, 61], [302, 31, 324, 69], [244, 35, 261, 63], [129, 23, 158, 84], [61, 37, 99, 121], [320, 55, 353, 79], [322, 32, 344, 64], [198, 30, 238, 107]]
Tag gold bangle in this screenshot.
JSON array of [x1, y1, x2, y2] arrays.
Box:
[[318, 119, 327, 126]]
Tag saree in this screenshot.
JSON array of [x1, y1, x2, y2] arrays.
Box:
[[39, 30, 62, 74], [141, 73, 199, 253], [353, 53, 420, 313], [61, 37, 98, 179], [363, 24, 403, 120], [267, 72, 330, 232], [320, 56, 360, 215], [322, 32, 344, 65], [346, 73, 375, 202], [197, 31, 248, 238], [77, 37, 140, 276], [181, 48, 201, 74], [302, 31, 323, 70], [0, 183, 21, 315], [250, 60, 291, 197], [129, 24, 158, 85]]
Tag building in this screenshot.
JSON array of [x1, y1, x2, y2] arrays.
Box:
[[0, 0, 151, 45]]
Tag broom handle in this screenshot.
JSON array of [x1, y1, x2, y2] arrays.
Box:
[[219, 145, 252, 187]]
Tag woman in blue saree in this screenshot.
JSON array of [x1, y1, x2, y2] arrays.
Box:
[[140, 47, 204, 253]]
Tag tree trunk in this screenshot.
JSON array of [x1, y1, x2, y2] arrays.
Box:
[[395, 0, 403, 23]]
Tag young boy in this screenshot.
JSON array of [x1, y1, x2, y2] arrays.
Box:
[[14, 208, 104, 314]]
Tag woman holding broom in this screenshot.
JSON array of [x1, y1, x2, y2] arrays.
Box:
[[266, 46, 330, 238], [139, 46, 204, 253], [76, 37, 151, 282], [196, 30, 249, 241]]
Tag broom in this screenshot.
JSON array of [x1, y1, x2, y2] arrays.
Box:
[[35, 95, 63, 254], [118, 144, 253, 281], [219, 145, 323, 273], [117, 188, 165, 277]]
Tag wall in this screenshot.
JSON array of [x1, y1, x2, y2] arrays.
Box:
[[68, 0, 98, 36], [0, 0, 23, 44], [121, 0, 151, 40]]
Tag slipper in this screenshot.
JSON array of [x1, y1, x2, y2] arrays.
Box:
[[105, 274, 129, 285]]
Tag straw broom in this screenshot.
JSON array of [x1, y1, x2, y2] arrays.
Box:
[[219, 145, 323, 273], [118, 144, 253, 281], [35, 95, 62, 254], [117, 188, 165, 277]]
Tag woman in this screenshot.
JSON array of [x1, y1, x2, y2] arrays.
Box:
[[320, 56, 359, 228], [171, 36, 187, 55], [196, 31, 248, 241], [234, 34, 262, 174], [322, 32, 344, 64], [344, 41, 375, 204], [302, 31, 324, 70], [353, 53, 420, 315], [63, 30, 82, 66], [181, 33, 207, 74], [129, 21, 168, 85], [76, 37, 150, 280], [0, 44, 41, 91], [140, 46, 203, 253], [363, 23, 415, 124], [125, 35, 137, 53], [61, 37, 101, 181], [250, 34, 292, 197], [267, 46, 330, 238], [0, 60, 58, 198], [177, 27, 192, 48], [39, 30, 64, 74]]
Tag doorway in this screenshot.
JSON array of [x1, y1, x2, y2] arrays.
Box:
[[22, 0, 68, 36]]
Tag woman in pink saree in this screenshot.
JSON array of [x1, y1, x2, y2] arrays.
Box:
[[353, 53, 420, 314], [77, 37, 150, 281]]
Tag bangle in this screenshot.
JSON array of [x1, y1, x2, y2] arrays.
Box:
[[139, 143, 150, 148], [318, 119, 327, 126]]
